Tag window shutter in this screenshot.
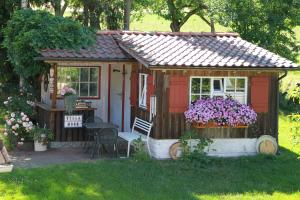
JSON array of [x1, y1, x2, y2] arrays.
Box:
[[147, 74, 154, 111], [169, 75, 189, 113], [251, 77, 270, 113], [130, 71, 138, 106]]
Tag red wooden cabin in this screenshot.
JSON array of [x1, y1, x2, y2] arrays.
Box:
[[37, 31, 299, 158]]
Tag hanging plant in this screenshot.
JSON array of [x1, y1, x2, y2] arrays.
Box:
[[61, 86, 77, 115]]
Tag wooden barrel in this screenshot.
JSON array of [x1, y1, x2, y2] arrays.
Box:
[[256, 135, 278, 155]]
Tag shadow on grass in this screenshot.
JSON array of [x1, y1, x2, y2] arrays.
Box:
[[0, 147, 300, 200]]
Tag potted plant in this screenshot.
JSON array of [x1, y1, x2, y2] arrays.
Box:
[[61, 86, 77, 114], [31, 125, 53, 152], [184, 97, 257, 128]]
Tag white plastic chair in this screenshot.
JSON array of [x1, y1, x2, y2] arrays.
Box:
[[118, 118, 153, 157]]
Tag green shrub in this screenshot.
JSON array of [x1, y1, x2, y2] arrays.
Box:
[[132, 137, 151, 161], [179, 130, 213, 163]]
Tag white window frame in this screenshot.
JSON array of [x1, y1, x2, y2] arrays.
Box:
[[189, 76, 248, 104], [57, 67, 99, 98], [139, 73, 148, 109]]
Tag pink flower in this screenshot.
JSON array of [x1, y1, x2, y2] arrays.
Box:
[[61, 86, 76, 96], [6, 120, 12, 126]]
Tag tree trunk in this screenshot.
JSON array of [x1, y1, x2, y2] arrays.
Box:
[[210, 18, 215, 33], [170, 21, 181, 32], [83, 3, 89, 26], [20, 0, 28, 90], [124, 0, 131, 30]]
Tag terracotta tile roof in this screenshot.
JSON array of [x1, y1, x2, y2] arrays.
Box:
[[39, 30, 299, 69], [38, 34, 133, 61], [115, 31, 298, 69]]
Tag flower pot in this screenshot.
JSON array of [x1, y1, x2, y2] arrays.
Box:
[[34, 134, 47, 152], [64, 94, 77, 114], [34, 140, 47, 152], [193, 122, 227, 128]]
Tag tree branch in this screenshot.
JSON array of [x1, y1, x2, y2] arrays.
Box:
[[179, 7, 200, 28], [199, 15, 211, 26], [61, 0, 69, 16]]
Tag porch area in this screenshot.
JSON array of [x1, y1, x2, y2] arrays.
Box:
[[10, 145, 129, 168]]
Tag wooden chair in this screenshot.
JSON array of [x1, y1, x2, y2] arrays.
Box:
[[118, 118, 153, 157], [92, 128, 119, 158]]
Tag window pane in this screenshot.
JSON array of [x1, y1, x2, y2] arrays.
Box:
[[80, 68, 89, 82], [68, 68, 80, 82], [70, 82, 79, 95], [90, 68, 98, 82], [235, 94, 245, 104], [201, 95, 210, 99], [213, 79, 222, 92], [225, 93, 234, 99], [225, 78, 235, 92], [80, 83, 89, 97], [191, 78, 201, 93], [191, 95, 200, 102], [57, 68, 66, 82], [201, 78, 211, 93], [236, 78, 245, 92], [89, 83, 98, 97]]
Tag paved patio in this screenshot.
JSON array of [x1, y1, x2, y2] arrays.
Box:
[[10, 147, 122, 169]]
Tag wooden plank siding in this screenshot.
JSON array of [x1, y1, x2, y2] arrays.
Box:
[[36, 106, 95, 142], [131, 66, 280, 139]]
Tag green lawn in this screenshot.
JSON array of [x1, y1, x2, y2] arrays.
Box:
[[0, 114, 299, 200]]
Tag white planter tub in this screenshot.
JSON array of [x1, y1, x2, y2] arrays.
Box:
[[0, 164, 13, 173], [34, 140, 47, 152]]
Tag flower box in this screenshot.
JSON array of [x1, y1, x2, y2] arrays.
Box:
[[185, 97, 257, 128], [192, 122, 248, 129]]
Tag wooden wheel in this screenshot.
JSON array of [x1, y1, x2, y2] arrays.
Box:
[[256, 135, 277, 155], [169, 142, 182, 160]]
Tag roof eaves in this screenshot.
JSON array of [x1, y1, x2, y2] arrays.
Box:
[[117, 41, 150, 67], [148, 64, 300, 71], [35, 56, 135, 62]]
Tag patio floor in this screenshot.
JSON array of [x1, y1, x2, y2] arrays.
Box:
[[9, 147, 122, 169]]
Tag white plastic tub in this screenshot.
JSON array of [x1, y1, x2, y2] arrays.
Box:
[[34, 141, 47, 152]]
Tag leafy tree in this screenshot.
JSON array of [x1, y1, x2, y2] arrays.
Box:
[[149, 0, 213, 32], [70, 0, 103, 29], [70, 0, 148, 30], [0, 0, 20, 83], [3, 9, 96, 81], [214, 0, 300, 61], [30, 0, 69, 16]]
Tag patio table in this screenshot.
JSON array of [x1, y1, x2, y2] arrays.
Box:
[[83, 122, 118, 130], [83, 122, 118, 158]]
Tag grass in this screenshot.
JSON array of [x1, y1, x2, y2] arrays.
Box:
[[0, 113, 299, 200]]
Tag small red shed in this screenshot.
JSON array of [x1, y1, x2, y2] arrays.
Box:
[[37, 31, 299, 158]]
